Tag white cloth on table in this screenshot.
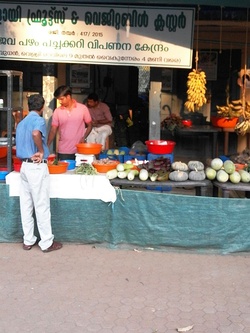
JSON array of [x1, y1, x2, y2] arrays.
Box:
[[6, 171, 117, 203]]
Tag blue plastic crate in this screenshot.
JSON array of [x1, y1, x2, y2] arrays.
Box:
[[99, 147, 130, 163], [99, 152, 124, 162], [119, 147, 130, 154], [147, 153, 174, 163], [219, 155, 230, 162], [146, 185, 172, 192], [124, 154, 147, 162], [0, 169, 9, 180]]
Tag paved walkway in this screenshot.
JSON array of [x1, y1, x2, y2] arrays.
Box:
[[1, 243, 250, 333]]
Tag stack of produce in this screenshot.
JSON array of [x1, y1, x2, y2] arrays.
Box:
[[137, 156, 172, 181], [216, 99, 244, 118], [229, 148, 250, 165], [168, 160, 206, 181], [106, 149, 126, 156], [106, 158, 209, 182], [106, 157, 172, 181], [205, 157, 250, 183], [184, 69, 207, 112], [100, 147, 146, 163]]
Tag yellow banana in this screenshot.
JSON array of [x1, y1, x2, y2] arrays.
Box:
[[231, 99, 242, 105]]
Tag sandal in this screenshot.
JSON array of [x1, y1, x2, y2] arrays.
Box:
[[23, 239, 38, 251], [43, 241, 62, 253]]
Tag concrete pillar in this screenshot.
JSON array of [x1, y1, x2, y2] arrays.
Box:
[[149, 82, 161, 140], [42, 64, 57, 153]]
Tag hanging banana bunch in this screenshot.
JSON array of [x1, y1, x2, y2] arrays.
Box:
[[216, 99, 244, 118], [234, 111, 250, 135], [216, 100, 250, 135], [184, 69, 207, 112], [235, 116, 250, 136]]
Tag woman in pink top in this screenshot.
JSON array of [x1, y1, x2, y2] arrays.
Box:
[[47, 86, 92, 160]]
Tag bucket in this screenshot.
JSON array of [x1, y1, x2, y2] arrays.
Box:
[[0, 168, 9, 180], [62, 159, 76, 170]]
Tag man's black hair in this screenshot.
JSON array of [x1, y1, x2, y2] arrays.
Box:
[[54, 85, 72, 98], [87, 92, 99, 101], [28, 94, 45, 111]]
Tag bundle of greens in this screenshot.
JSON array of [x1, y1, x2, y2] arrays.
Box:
[[75, 163, 97, 175]]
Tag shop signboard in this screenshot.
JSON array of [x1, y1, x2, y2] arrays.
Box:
[[0, 3, 194, 68]]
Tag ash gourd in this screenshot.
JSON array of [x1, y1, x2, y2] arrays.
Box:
[[169, 161, 189, 182], [169, 160, 206, 181]]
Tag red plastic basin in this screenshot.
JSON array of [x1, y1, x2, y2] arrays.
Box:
[[145, 140, 176, 154]]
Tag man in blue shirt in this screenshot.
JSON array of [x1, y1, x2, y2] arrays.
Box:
[[16, 94, 62, 253]]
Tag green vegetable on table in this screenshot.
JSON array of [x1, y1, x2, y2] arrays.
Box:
[[116, 163, 134, 172], [106, 169, 118, 179], [229, 171, 241, 184], [216, 169, 229, 183], [117, 170, 130, 179], [239, 170, 250, 183], [139, 169, 149, 181], [75, 163, 97, 175], [127, 169, 139, 181], [205, 167, 217, 180]]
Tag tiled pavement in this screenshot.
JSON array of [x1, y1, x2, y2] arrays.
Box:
[[1, 242, 250, 333]]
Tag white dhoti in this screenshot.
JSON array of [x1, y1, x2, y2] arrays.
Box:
[[87, 125, 112, 149]]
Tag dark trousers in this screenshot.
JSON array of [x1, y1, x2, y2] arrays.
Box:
[[58, 153, 75, 161]]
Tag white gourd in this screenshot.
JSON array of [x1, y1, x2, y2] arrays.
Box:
[[171, 161, 188, 171], [188, 161, 204, 171], [169, 170, 189, 181], [188, 170, 206, 181]]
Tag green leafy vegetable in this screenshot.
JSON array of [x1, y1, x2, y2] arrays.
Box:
[[75, 163, 97, 175]]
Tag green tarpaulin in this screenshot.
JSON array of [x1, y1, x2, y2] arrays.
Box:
[[1, 184, 250, 254]]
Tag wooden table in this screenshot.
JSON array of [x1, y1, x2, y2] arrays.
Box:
[[177, 125, 221, 158], [213, 180, 250, 198], [110, 178, 212, 196], [222, 127, 235, 155]]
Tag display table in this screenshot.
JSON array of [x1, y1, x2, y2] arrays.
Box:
[[177, 125, 221, 158], [213, 180, 250, 198], [110, 178, 212, 196], [222, 127, 235, 155], [5, 171, 117, 203]]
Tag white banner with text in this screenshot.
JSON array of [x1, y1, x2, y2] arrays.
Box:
[[0, 4, 195, 68]]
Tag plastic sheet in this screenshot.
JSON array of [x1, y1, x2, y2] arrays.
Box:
[[1, 185, 250, 254]]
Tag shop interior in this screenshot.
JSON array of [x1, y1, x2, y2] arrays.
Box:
[[0, 48, 242, 152]]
